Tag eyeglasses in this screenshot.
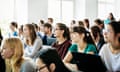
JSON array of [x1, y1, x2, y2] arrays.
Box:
[[36, 65, 47, 72], [103, 29, 113, 33]]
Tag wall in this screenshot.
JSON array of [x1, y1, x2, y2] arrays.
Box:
[[15, 0, 28, 25], [73, 0, 98, 26], [28, 0, 48, 24]]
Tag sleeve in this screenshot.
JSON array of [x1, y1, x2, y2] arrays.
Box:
[[13, 31, 18, 36], [20, 61, 36, 72], [99, 44, 106, 62], [86, 44, 97, 54], [29, 38, 43, 58], [69, 44, 77, 52]]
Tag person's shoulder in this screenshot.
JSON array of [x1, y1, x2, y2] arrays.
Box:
[[71, 44, 77, 47], [87, 44, 96, 48], [35, 37, 42, 42], [101, 43, 109, 50], [21, 60, 36, 72], [64, 40, 72, 44], [99, 43, 110, 55], [69, 43, 78, 51]]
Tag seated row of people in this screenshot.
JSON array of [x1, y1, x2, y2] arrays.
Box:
[[0, 38, 72, 72], [0, 20, 120, 72]]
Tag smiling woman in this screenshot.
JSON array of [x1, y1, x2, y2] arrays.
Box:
[[0, 38, 36, 72]]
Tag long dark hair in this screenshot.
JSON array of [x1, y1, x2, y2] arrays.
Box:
[[0, 28, 3, 46], [109, 21, 120, 36], [37, 48, 71, 72], [109, 13, 115, 21], [109, 21, 120, 44], [24, 24, 37, 45], [91, 26, 101, 40], [73, 26, 95, 45], [84, 19, 90, 29], [57, 23, 70, 40]]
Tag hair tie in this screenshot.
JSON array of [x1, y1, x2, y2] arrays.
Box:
[[85, 31, 89, 37]]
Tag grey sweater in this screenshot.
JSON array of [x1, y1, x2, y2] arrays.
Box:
[[20, 60, 36, 72]]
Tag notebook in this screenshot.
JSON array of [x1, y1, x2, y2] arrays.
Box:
[[71, 52, 107, 72]]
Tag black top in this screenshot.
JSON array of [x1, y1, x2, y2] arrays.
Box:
[[0, 54, 6, 72]]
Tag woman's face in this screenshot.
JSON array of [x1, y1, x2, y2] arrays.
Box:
[[23, 26, 30, 38], [1, 43, 14, 59], [103, 29, 109, 42], [106, 25, 114, 43], [106, 25, 120, 48], [71, 32, 82, 43], [54, 25, 63, 38], [36, 58, 50, 72]]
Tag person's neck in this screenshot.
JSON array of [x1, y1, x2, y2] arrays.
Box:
[[57, 37, 67, 44], [110, 45, 120, 54], [77, 41, 87, 50], [26, 37, 32, 45]]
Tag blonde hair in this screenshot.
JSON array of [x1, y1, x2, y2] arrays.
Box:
[[2, 37, 24, 72]]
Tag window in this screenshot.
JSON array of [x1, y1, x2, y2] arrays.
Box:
[[48, 0, 73, 26], [98, 0, 114, 19], [0, 0, 14, 36]]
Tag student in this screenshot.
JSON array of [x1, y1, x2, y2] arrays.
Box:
[[69, 20, 76, 32], [32, 23, 42, 38], [42, 23, 56, 45], [52, 23, 71, 59], [94, 19, 104, 34], [83, 18, 90, 31], [23, 24, 42, 58], [90, 25, 105, 52], [38, 19, 45, 37], [18, 25, 24, 40], [78, 21, 84, 27], [36, 48, 71, 72], [99, 21, 120, 72], [47, 18, 54, 25], [104, 13, 116, 29], [63, 26, 97, 71], [8, 22, 18, 37], [1, 38, 36, 72]]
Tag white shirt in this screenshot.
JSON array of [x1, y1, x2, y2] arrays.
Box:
[[99, 43, 120, 72]]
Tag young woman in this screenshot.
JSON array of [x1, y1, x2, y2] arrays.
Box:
[[90, 25, 105, 52], [23, 24, 42, 58], [18, 25, 24, 40], [104, 13, 116, 28], [83, 18, 90, 31], [63, 26, 97, 71], [1, 38, 36, 72], [99, 21, 120, 72], [8, 22, 18, 37], [52, 23, 71, 59], [36, 48, 71, 72]]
